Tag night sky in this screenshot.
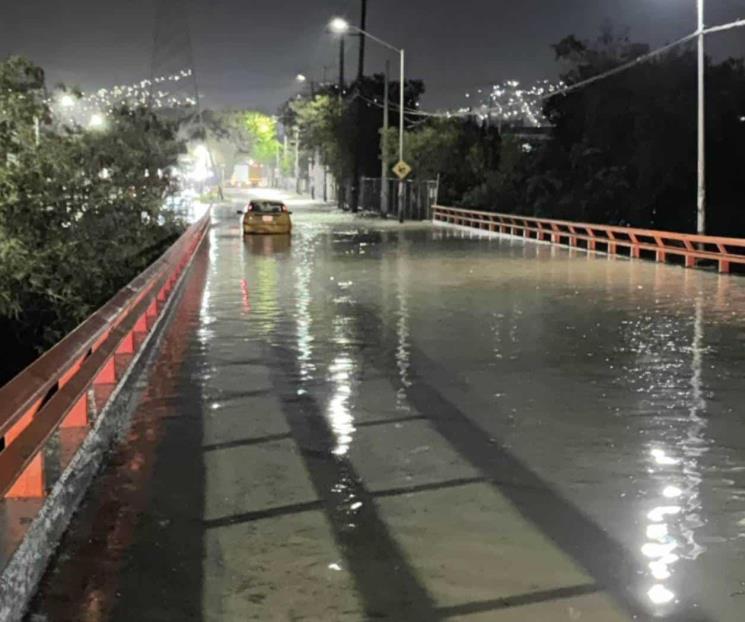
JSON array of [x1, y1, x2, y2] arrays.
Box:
[[3, 0, 745, 112]]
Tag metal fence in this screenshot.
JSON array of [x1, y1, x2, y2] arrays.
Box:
[[341, 178, 438, 221]]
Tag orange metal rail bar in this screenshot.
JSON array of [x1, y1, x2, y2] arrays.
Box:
[[433, 205, 745, 274], [0, 211, 211, 499]]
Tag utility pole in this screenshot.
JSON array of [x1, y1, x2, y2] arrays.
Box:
[[357, 0, 367, 80], [339, 37, 345, 101], [283, 133, 288, 189], [381, 60, 390, 217], [397, 49, 406, 224], [308, 151, 315, 199], [350, 0, 368, 213], [697, 0, 706, 235], [294, 126, 300, 194], [338, 36, 346, 207]]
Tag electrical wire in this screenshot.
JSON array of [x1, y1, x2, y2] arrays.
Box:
[[537, 31, 699, 101], [388, 17, 745, 120]]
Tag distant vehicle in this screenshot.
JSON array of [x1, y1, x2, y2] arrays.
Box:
[[238, 200, 292, 235], [230, 163, 265, 188], [248, 163, 263, 187]]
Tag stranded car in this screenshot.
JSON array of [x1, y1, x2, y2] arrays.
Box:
[[238, 200, 292, 235]]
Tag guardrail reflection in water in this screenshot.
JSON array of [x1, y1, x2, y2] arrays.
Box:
[[0, 211, 211, 501], [433, 205, 745, 274]]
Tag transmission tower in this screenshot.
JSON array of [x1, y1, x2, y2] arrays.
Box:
[[148, 0, 201, 114]]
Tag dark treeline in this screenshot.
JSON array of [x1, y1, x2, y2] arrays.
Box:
[[284, 27, 745, 234], [0, 57, 186, 384], [396, 28, 745, 235]]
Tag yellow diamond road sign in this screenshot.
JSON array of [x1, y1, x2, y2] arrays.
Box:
[[393, 160, 412, 180]]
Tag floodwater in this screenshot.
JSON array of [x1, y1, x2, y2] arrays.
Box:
[[29, 192, 745, 621]]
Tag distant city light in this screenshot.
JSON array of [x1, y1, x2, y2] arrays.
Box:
[[50, 68, 196, 126], [469, 78, 564, 127], [88, 113, 105, 129]]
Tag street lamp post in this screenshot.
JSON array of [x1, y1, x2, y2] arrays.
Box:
[[329, 17, 406, 221], [696, 0, 706, 235], [294, 126, 300, 194], [381, 59, 390, 217]]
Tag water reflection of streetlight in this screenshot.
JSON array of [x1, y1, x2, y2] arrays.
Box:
[[640, 295, 708, 612], [326, 276, 357, 456], [295, 255, 314, 384], [394, 248, 412, 411]]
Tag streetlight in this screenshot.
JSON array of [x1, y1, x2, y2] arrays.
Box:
[[328, 17, 406, 221], [296, 73, 307, 83], [329, 17, 349, 34], [695, 0, 705, 235]]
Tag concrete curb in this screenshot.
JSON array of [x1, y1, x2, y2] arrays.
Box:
[[0, 234, 209, 622]]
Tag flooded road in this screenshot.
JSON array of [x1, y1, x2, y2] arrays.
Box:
[[30, 191, 745, 621]]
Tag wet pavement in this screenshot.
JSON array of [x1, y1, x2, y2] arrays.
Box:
[[27, 190, 745, 621]]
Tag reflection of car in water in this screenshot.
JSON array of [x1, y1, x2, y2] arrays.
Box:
[[243, 233, 291, 256], [238, 200, 292, 235]]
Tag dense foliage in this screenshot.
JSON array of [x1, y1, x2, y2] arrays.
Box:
[[198, 109, 282, 180], [0, 56, 186, 383], [394, 28, 745, 235], [280, 75, 425, 200], [514, 28, 745, 233]]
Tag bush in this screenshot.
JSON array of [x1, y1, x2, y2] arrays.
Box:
[[0, 56, 186, 383]]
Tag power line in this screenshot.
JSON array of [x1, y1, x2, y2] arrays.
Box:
[[538, 17, 745, 101], [538, 31, 698, 101], [376, 16, 745, 121]]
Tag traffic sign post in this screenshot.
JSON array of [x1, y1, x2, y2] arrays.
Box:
[[393, 160, 412, 180]]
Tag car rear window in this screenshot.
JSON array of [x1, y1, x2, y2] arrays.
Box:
[[250, 201, 284, 213]]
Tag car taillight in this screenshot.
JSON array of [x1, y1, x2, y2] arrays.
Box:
[[281, 204, 288, 212], [246, 203, 253, 211]]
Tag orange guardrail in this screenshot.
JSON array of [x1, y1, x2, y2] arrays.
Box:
[[433, 205, 745, 274], [0, 210, 211, 499]]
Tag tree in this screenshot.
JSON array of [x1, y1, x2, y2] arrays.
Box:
[[460, 26, 745, 234], [0, 56, 186, 383], [291, 93, 349, 184], [181, 110, 281, 184], [278, 75, 426, 199], [244, 112, 281, 165], [382, 118, 501, 205]]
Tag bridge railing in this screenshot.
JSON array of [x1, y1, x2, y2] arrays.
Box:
[[0, 210, 211, 500], [433, 205, 745, 274]]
